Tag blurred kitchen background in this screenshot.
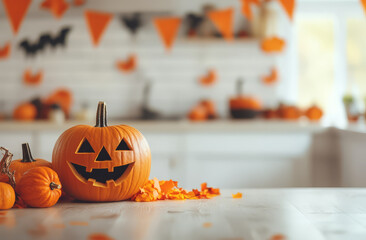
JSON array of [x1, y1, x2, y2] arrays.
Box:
[[1, 0, 366, 189]]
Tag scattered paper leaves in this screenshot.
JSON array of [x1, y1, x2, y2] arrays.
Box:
[[261, 37, 285, 53], [262, 68, 278, 85], [131, 179, 220, 202], [23, 69, 43, 86], [199, 69, 217, 86], [271, 234, 286, 240], [88, 233, 115, 240], [12, 196, 28, 209], [0, 42, 11, 59], [116, 54, 137, 73], [232, 192, 243, 199]]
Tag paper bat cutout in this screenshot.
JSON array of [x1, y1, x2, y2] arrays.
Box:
[[23, 69, 44, 86], [2, 0, 32, 35], [262, 68, 278, 85], [261, 37, 285, 53], [40, 0, 69, 19], [199, 69, 217, 86], [278, 0, 295, 20], [116, 54, 137, 73], [207, 8, 234, 41], [0, 43, 11, 59], [186, 13, 204, 34], [240, 0, 260, 21], [120, 13, 142, 35], [19, 26, 72, 57]]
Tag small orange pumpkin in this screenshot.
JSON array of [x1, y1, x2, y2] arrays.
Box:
[[0, 182, 15, 210], [52, 101, 151, 202], [305, 105, 323, 121], [188, 104, 208, 121], [0, 143, 52, 183], [13, 103, 37, 121], [16, 167, 62, 208], [279, 105, 302, 120]]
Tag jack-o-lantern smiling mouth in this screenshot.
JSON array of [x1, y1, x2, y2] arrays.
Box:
[[68, 162, 133, 186]]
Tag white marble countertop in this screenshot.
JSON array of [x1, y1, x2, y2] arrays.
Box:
[[1, 188, 366, 240], [0, 119, 327, 133]]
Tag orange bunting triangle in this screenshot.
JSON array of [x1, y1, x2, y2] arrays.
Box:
[[84, 10, 113, 47], [0, 42, 11, 59], [2, 0, 32, 34], [278, 0, 295, 20], [199, 69, 217, 86], [261, 37, 286, 53], [116, 54, 137, 73], [153, 17, 182, 51], [23, 69, 43, 86], [40, 0, 69, 19], [207, 8, 234, 41], [240, 0, 260, 21], [262, 68, 278, 85]]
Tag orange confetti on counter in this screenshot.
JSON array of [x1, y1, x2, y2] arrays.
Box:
[[271, 234, 286, 240], [131, 179, 220, 202], [89, 233, 115, 240], [232, 192, 243, 199]]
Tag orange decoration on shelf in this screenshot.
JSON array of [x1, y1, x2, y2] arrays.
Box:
[[278, 105, 302, 120], [13, 103, 37, 121], [262, 68, 278, 85], [0, 42, 11, 59], [44, 88, 73, 117], [305, 105, 323, 121], [153, 17, 182, 51], [278, 0, 295, 20], [271, 234, 286, 240], [240, 0, 260, 21], [131, 179, 220, 202], [73, 0, 85, 7], [232, 192, 243, 199], [116, 54, 137, 73], [2, 0, 32, 34], [84, 10, 113, 47], [207, 8, 234, 41], [40, 0, 69, 19], [199, 69, 217, 86], [188, 99, 217, 121], [261, 37, 286, 53], [23, 69, 43, 86]]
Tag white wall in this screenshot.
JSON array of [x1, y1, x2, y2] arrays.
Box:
[[0, 0, 289, 119]]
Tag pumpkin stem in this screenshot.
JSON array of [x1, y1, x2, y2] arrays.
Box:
[[50, 182, 61, 190], [237, 77, 244, 96], [95, 101, 108, 127], [21, 143, 36, 163]]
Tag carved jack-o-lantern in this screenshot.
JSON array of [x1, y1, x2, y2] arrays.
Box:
[[52, 102, 151, 202]]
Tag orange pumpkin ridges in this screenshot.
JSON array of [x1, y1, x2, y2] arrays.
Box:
[[0, 182, 15, 210], [16, 167, 62, 208], [52, 101, 151, 202]]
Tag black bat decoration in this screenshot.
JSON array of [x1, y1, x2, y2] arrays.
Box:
[[186, 13, 203, 31], [120, 13, 142, 35], [19, 26, 72, 57]]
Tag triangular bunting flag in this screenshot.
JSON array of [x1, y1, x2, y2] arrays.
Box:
[[240, 0, 260, 21], [84, 10, 113, 47], [278, 0, 295, 20], [361, 0, 366, 14], [40, 0, 69, 19], [2, 0, 32, 35], [207, 8, 234, 41], [153, 17, 182, 51]]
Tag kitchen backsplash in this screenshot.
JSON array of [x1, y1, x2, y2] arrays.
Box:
[[0, 0, 290, 119]]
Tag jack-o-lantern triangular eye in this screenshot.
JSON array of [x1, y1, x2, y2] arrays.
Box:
[[77, 138, 95, 153], [116, 139, 132, 151]]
